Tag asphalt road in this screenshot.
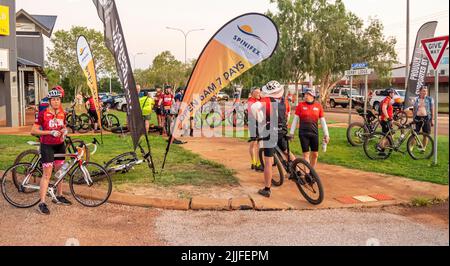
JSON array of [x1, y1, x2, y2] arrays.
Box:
[[1, 198, 448, 246]]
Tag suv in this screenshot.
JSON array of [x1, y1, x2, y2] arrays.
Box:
[[329, 87, 365, 108], [369, 89, 405, 111]]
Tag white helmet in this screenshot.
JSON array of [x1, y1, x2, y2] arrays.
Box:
[[262, 81, 284, 98], [48, 89, 62, 99]]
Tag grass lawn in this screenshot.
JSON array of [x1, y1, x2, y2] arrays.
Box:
[[0, 134, 238, 188]]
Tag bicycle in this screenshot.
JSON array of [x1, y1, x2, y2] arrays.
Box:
[[204, 101, 247, 128], [393, 104, 408, 126], [103, 142, 154, 176], [258, 136, 324, 205], [65, 102, 84, 133], [1, 136, 112, 208], [347, 108, 380, 146], [363, 118, 434, 160], [81, 107, 121, 132]]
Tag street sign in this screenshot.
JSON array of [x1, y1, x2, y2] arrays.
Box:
[[421, 36, 449, 70], [345, 68, 374, 76], [351, 62, 368, 69]]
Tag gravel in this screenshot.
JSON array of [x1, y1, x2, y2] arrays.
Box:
[[155, 209, 449, 246]]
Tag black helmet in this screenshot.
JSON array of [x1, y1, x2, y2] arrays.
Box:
[[385, 88, 395, 94]]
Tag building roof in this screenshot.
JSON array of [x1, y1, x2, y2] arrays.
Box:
[[15, 9, 57, 38], [17, 57, 41, 68]]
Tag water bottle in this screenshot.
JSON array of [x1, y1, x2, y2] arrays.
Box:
[[322, 142, 328, 153], [55, 162, 70, 179]]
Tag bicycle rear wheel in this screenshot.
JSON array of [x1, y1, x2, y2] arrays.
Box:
[[1, 163, 42, 208], [407, 133, 434, 160], [291, 158, 324, 205], [363, 133, 393, 160], [258, 148, 284, 187], [69, 162, 112, 207], [102, 114, 121, 132], [395, 111, 408, 126]]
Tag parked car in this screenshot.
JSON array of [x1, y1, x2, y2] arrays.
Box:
[[139, 89, 154, 98], [217, 92, 230, 102], [329, 87, 365, 108], [101, 95, 117, 109], [369, 89, 406, 111]]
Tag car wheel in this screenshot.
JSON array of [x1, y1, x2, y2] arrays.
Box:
[[121, 105, 127, 113], [330, 100, 336, 108], [373, 102, 380, 112]]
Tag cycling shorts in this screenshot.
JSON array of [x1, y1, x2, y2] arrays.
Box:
[[40, 143, 66, 168], [299, 132, 319, 153]]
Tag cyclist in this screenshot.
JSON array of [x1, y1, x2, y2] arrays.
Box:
[[85, 94, 103, 133], [380, 88, 395, 135], [138, 88, 156, 133], [251, 81, 295, 198], [31, 89, 72, 215], [247, 87, 264, 172], [289, 89, 330, 169], [159, 86, 175, 136], [37, 86, 65, 115]]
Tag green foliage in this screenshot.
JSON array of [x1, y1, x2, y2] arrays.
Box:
[[45, 26, 117, 101], [134, 51, 194, 89]]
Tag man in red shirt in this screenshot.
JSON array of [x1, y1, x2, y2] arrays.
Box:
[[247, 87, 264, 172], [159, 86, 175, 136], [86, 94, 102, 133], [31, 89, 72, 215], [380, 88, 395, 135], [289, 89, 330, 169]]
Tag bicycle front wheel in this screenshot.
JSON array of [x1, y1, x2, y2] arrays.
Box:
[[69, 162, 112, 207], [258, 148, 285, 187], [363, 133, 393, 160], [291, 158, 324, 205], [104, 152, 138, 175], [1, 163, 42, 208], [347, 122, 367, 146], [407, 133, 434, 160]]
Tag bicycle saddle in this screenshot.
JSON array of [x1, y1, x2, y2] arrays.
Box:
[[27, 141, 40, 146]]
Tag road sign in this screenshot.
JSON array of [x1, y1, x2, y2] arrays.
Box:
[[421, 36, 449, 70], [351, 62, 368, 69], [345, 68, 374, 76]]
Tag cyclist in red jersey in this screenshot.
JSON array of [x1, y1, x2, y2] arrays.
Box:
[[86, 94, 103, 133], [31, 89, 72, 215], [380, 88, 395, 135], [289, 89, 330, 169], [159, 86, 175, 136], [247, 87, 264, 172]]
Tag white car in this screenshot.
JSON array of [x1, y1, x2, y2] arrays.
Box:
[[369, 89, 406, 111]]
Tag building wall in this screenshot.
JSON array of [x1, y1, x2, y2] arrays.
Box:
[[0, 0, 18, 126], [17, 35, 44, 66]]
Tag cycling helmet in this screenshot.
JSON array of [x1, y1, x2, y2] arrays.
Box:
[[262, 81, 284, 98], [385, 88, 395, 95], [304, 88, 317, 97], [54, 86, 65, 98], [48, 89, 62, 99]]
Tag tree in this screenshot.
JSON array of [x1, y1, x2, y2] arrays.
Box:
[[46, 26, 117, 101], [242, 0, 397, 106], [134, 51, 193, 89]]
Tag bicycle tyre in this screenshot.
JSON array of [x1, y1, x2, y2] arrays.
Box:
[[1, 163, 42, 208], [13, 150, 41, 190], [407, 133, 434, 160], [346, 122, 367, 146], [291, 158, 324, 205], [104, 152, 139, 175], [395, 111, 409, 126], [102, 114, 121, 132], [69, 162, 112, 208], [258, 148, 285, 187], [363, 132, 393, 160]]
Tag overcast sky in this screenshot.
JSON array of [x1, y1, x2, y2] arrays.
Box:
[[16, 0, 449, 69]]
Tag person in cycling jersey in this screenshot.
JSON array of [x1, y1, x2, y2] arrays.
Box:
[[247, 87, 264, 172], [251, 81, 295, 198], [289, 89, 330, 169], [85, 94, 103, 133], [31, 89, 72, 215], [380, 88, 395, 135], [36, 86, 65, 117], [159, 86, 175, 136]]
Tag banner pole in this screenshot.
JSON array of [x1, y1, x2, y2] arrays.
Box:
[[433, 70, 439, 166], [144, 132, 157, 177], [349, 76, 353, 125]]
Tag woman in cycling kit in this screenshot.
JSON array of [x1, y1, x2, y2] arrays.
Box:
[[31, 89, 72, 215], [289, 89, 330, 169], [251, 81, 295, 198]]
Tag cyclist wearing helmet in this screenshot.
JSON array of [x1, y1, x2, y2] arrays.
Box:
[[85, 93, 103, 133], [36, 86, 65, 117], [380, 88, 395, 135], [247, 87, 264, 172], [251, 81, 295, 198], [31, 89, 72, 215], [289, 89, 330, 169], [159, 86, 175, 136]]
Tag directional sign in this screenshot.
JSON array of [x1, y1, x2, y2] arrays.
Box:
[[421, 36, 449, 70], [351, 62, 368, 69], [345, 68, 374, 76]]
